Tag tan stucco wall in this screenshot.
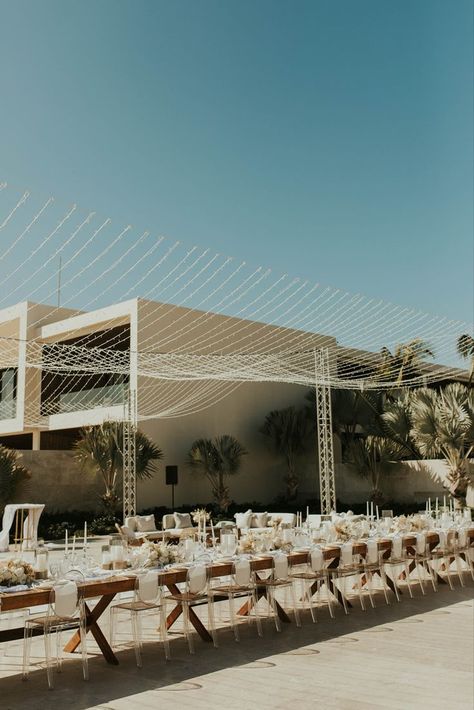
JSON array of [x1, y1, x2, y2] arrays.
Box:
[[14, 450, 103, 512], [138, 381, 317, 509]]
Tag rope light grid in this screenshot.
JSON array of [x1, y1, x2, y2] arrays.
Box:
[[0, 186, 466, 362], [0, 184, 470, 416], [0, 186, 466, 368]]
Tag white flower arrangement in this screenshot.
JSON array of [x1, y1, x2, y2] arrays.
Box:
[[191, 508, 210, 524], [142, 540, 183, 568], [0, 558, 35, 587]]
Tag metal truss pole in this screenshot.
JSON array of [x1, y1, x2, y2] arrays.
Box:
[[122, 388, 137, 521], [314, 348, 336, 514]]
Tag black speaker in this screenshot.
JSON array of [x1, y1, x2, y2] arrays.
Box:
[[165, 465, 178, 486]]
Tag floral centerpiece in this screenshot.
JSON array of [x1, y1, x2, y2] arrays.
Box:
[[142, 540, 183, 568], [191, 508, 210, 525], [0, 558, 35, 587]]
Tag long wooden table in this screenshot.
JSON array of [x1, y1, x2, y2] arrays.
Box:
[[1, 529, 472, 665]]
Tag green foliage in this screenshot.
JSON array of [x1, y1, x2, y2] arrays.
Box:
[[377, 338, 434, 387], [75, 421, 163, 511], [0, 445, 31, 508], [89, 513, 119, 535], [383, 383, 474, 503], [187, 435, 247, 512], [260, 406, 312, 500], [457, 333, 474, 383]]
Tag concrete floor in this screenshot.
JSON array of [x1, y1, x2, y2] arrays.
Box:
[[0, 558, 473, 710]]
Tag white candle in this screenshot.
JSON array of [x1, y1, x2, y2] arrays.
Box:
[[72, 534, 76, 555], [84, 522, 87, 549], [367, 501, 370, 518], [306, 506, 309, 520], [203, 518, 206, 544], [65, 529, 68, 554], [443, 495, 447, 510], [376, 505, 379, 520], [370, 502, 374, 519], [425, 500, 428, 514], [210, 519, 216, 546], [435, 498, 439, 516]]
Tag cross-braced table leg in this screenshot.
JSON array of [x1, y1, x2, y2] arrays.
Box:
[[64, 593, 119, 665], [165, 583, 213, 642]]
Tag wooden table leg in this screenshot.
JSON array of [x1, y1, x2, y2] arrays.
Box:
[[64, 593, 119, 665], [312, 559, 352, 609], [236, 585, 291, 623], [165, 584, 213, 643]]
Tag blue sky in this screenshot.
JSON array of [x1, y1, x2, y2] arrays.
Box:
[[0, 0, 472, 324]]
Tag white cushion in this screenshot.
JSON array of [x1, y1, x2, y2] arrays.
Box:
[[162, 514, 175, 530], [174, 512, 192, 529], [135, 514, 156, 533], [251, 512, 268, 528], [125, 516, 138, 532], [234, 509, 253, 529]]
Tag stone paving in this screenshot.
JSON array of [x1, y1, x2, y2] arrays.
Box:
[[0, 552, 472, 710]]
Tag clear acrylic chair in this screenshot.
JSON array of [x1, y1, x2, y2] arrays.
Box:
[[289, 546, 334, 622], [361, 539, 391, 607], [454, 528, 474, 582], [382, 535, 414, 601], [22, 579, 88, 690], [254, 552, 301, 632], [210, 558, 262, 640], [429, 530, 462, 589], [405, 532, 437, 594], [327, 542, 366, 614], [110, 570, 169, 666], [164, 563, 218, 654]]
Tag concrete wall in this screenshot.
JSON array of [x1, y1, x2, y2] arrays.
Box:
[[334, 459, 463, 506], [8, 424, 472, 515], [138, 381, 316, 509], [14, 450, 103, 512]]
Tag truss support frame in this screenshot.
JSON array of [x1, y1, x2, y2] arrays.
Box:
[[122, 388, 137, 521], [314, 348, 336, 514]]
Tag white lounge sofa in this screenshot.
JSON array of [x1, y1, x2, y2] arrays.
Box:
[[161, 513, 196, 538], [234, 510, 296, 533], [118, 514, 164, 542]]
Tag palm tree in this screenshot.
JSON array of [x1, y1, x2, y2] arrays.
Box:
[[346, 435, 406, 505], [377, 338, 434, 387], [457, 333, 474, 383], [260, 406, 312, 500], [187, 435, 247, 512], [75, 421, 163, 512], [0, 445, 31, 508], [384, 384, 474, 505]]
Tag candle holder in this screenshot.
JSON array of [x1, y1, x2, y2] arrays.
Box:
[[34, 540, 49, 580]]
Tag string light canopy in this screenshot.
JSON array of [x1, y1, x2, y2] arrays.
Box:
[[0, 181, 470, 427]]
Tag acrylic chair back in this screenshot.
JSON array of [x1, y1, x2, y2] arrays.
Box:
[[52, 581, 78, 618], [458, 529, 468, 548], [366, 539, 379, 565], [137, 571, 159, 603], [187, 564, 207, 594], [391, 536, 403, 560], [310, 547, 324, 572], [233, 558, 251, 587], [273, 553, 289, 580], [415, 533, 427, 555], [340, 542, 354, 567]]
